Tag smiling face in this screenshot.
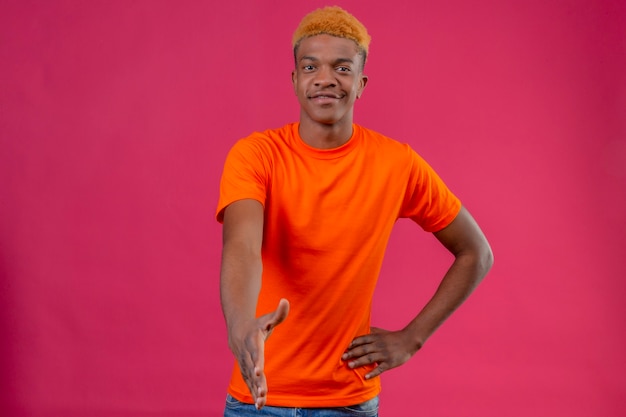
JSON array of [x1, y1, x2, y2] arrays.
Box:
[[292, 34, 368, 134]]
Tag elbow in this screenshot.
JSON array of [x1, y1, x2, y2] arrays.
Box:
[[459, 240, 493, 282], [478, 243, 494, 278]]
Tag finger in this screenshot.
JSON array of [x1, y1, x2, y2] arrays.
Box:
[[347, 352, 384, 370], [247, 298, 290, 409], [351, 327, 386, 345], [258, 298, 289, 343], [347, 333, 375, 349], [239, 330, 267, 407], [238, 352, 260, 404], [263, 298, 290, 333], [365, 363, 387, 380], [345, 331, 385, 355], [237, 347, 257, 382], [251, 331, 269, 410], [342, 342, 373, 360], [250, 330, 266, 388], [254, 370, 268, 410]]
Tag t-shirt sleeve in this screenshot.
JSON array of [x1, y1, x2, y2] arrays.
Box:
[[215, 136, 270, 223], [399, 146, 462, 232]]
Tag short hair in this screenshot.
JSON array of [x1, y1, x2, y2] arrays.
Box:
[[292, 6, 371, 67]]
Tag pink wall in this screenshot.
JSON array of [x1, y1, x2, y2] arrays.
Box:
[[1, 1, 624, 416]]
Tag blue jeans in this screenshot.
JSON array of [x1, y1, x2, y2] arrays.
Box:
[[223, 394, 379, 417]]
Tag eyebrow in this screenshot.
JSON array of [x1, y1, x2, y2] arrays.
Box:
[[300, 56, 355, 65]]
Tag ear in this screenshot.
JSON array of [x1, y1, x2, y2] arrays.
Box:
[[291, 70, 297, 95], [356, 75, 368, 99]]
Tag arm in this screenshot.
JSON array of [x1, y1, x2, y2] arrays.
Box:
[[342, 206, 493, 378], [220, 199, 289, 409]]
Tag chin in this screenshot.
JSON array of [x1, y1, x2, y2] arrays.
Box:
[[308, 113, 346, 125]]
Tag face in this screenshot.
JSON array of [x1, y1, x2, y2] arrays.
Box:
[[292, 34, 368, 128]]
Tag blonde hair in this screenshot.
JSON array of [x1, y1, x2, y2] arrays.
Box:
[[292, 6, 371, 64]]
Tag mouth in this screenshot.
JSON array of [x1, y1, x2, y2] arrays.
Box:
[[309, 92, 343, 99], [308, 92, 344, 104]]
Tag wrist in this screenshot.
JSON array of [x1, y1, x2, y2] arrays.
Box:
[[400, 325, 427, 354]]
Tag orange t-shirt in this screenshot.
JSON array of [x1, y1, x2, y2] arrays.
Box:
[[216, 123, 461, 407]]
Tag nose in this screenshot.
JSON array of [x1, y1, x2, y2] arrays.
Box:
[[314, 66, 336, 87]]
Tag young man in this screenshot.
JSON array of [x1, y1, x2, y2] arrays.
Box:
[[217, 6, 493, 416]]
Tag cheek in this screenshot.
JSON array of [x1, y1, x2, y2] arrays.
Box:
[[356, 82, 365, 98], [292, 79, 302, 93]]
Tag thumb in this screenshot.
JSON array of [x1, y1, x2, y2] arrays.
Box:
[[261, 298, 290, 336]]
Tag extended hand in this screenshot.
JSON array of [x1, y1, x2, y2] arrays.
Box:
[[228, 299, 289, 410], [342, 327, 418, 379]]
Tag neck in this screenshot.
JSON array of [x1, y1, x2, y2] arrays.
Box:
[[298, 116, 354, 149]]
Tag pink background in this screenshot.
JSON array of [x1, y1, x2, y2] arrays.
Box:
[[1, 0, 625, 416]]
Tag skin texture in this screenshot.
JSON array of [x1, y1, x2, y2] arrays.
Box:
[[219, 34, 494, 410], [341, 206, 493, 378], [220, 199, 276, 410], [291, 34, 368, 149]]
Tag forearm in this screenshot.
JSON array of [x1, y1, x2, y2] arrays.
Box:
[[219, 199, 265, 344], [343, 248, 492, 379], [219, 237, 289, 410], [220, 241, 263, 340], [403, 248, 493, 351]]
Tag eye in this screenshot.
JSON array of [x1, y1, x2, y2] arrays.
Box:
[[336, 66, 351, 72], [303, 65, 315, 71]]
